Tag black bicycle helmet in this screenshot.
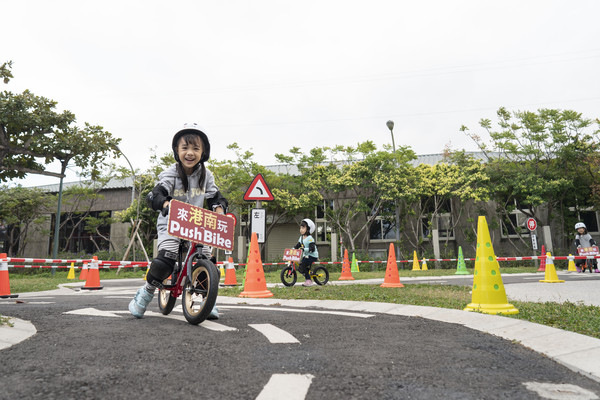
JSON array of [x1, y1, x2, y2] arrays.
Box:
[[171, 123, 210, 164]]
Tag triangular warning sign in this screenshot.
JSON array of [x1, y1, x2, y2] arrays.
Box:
[[244, 174, 274, 201]]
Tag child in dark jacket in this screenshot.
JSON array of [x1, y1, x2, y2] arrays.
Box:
[[574, 222, 599, 273]]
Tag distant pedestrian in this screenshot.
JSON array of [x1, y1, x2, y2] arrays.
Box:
[[574, 222, 599, 273]]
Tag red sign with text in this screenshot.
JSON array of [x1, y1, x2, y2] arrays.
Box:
[[283, 248, 302, 262], [577, 246, 599, 256], [167, 199, 235, 251]]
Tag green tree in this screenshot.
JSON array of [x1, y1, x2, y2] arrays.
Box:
[[297, 142, 417, 254], [462, 107, 600, 250], [0, 64, 120, 181], [0, 185, 50, 256]]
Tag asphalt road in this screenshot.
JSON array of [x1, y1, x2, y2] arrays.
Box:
[[1, 280, 600, 399]]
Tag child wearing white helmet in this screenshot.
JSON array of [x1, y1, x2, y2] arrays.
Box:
[[129, 123, 228, 319], [574, 222, 599, 273], [293, 218, 319, 286]]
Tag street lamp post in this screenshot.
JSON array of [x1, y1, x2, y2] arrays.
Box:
[[114, 145, 136, 206], [387, 120, 401, 259]]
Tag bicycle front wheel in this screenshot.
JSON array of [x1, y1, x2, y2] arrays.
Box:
[[182, 259, 219, 325], [280, 266, 297, 286], [312, 266, 329, 285]]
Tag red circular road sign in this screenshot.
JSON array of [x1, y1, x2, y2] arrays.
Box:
[[526, 218, 537, 231], [226, 213, 237, 226]]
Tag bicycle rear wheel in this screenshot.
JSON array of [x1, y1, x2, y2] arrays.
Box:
[[158, 288, 177, 315], [182, 259, 219, 325], [280, 266, 297, 286], [312, 266, 329, 285]]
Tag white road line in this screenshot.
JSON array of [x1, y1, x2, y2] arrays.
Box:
[[249, 324, 300, 344], [219, 305, 373, 318], [256, 374, 314, 400], [64, 308, 122, 318]]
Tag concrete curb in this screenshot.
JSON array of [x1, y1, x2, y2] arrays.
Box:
[[218, 296, 600, 383], [0, 317, 37, 351]]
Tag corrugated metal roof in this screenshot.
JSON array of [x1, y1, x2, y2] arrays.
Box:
[[34, 176, 134, 193], [29, 151, 496, 190]]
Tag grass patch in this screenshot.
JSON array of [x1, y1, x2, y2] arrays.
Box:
[[0, 315, 13, 327], [220, 282, 600, 339]]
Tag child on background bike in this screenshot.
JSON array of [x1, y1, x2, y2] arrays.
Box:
[[129, 123, 228, 319], [574, 222, 599, 273], [293, 218, 319, 286]]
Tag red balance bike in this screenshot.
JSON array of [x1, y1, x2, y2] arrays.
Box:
[[156, 240, 220, 325], [577, 245, 599, 273]]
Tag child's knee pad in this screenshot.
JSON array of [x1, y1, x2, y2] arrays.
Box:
[[146, 250, 177, 285]]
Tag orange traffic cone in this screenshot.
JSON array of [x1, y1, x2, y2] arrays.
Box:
[[339, 249, 355, 280], [223, 257, 239, 286], [537, 245, 546, 272], [381, 243, 404, 288], [0, 253, 18, 298], [239, 233, 273, 298], [82, 256, 103, 290], [79, 261, 88, 281]]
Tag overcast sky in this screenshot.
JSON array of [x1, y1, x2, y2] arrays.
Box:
[[4, 0, 600, 187]]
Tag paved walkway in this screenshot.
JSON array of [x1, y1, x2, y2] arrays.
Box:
[[2, 272, 600, 384]]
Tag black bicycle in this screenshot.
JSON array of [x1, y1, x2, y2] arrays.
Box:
[[280, 261, 329, 286]]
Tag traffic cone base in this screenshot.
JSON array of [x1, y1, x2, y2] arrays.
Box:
[[464, 302, 519, 315], [539, 252, 565, 283], [381, 243, 404, 288], [82, 256, 103, 290], [339, 249, 354, 280], [464, 216, 518, 315], [239, 233, 273, 298], [0, 254, 18, 298]]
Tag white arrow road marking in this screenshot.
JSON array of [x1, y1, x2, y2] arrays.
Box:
[[64, 308, 122, 318], [256, 374, 314, 400], [249, 324, 300, 344], [111, 310, 238, 331]]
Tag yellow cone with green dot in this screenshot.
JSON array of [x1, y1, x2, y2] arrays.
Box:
[[539, 252, 564, 283], [464, 216, 518, 315], [411, 251, 421, 271]]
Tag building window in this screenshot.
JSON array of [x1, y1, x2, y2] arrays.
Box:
[[50, 211, 111, 254], [421, 198, 454, 240], [578, 210, 599, 233], [315, 200, 333, 243], [370, 216, 398, 241], [500, 209, 530, 238]]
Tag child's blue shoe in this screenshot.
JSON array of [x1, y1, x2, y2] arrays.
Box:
[[129, 287, 154, 318], [207, 306, 219, 320]]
